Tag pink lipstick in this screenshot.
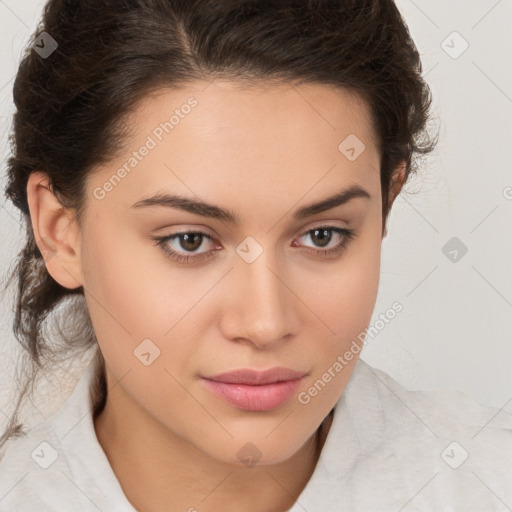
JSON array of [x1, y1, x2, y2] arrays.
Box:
[[202, 367, 307, 411]]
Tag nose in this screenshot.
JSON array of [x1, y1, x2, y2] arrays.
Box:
[[220, 250, 299, 349]]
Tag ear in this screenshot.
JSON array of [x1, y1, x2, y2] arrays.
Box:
[[382, 161, 407, 238], [26, 171, 84, 289]]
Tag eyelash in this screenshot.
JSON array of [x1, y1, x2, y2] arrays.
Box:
[[152, 226, 357, 264]]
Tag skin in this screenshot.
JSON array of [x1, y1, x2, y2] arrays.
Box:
[[27, 80, 405, 512]]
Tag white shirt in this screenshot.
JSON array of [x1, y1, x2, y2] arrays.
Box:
[[1, 356, 511, 511]]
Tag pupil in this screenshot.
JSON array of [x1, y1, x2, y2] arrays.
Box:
[[181, 233, 202, 251], [312, 228, 331, 247]]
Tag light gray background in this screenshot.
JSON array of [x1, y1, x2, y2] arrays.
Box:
[[0, 0, 510, 430]]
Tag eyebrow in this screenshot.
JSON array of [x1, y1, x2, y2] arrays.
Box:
[[131, 184, 371, 223]]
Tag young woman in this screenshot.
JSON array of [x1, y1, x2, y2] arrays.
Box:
[[0, 1, 510, 511]]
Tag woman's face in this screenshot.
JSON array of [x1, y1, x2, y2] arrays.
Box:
[[77, 80, 384, 465]]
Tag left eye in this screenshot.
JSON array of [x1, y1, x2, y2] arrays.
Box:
[[299, 226, 345, 249], [293, 226, 356, 258]]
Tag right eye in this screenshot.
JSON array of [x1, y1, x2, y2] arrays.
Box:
[[152, 231, 221, 263]]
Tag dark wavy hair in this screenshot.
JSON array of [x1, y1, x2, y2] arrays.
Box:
[[0, 0, 437, 449]]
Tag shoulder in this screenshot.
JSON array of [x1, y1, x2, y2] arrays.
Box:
[[356, 359, 512, 443], [0, 419, 87, 510], [0, 357, 135, 511], [324, 359, 512, 510], [0, 360, 97, 511]]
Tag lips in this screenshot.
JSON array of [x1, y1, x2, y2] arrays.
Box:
[[202, 367, 308, 411], [204, 367, 307, 385]]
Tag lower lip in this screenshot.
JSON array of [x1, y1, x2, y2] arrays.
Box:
[[202, 378, 303, 411]]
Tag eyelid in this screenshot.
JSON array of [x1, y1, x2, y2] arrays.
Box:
[[153, 224, 218, 238], [296, 220, 350, 237]]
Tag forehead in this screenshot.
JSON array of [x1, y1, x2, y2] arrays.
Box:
[[125, 79, 378, 153], [86, 79, 380, 216]]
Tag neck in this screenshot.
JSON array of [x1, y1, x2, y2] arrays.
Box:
[[94, 391, 334, 512]]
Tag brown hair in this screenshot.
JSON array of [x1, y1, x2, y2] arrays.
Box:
[[1, 0, 437, 449]]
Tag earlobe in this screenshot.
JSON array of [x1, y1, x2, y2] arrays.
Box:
[[26, 171, 84, 290]]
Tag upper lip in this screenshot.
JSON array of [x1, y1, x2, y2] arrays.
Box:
[[203, 367, 307, 385]]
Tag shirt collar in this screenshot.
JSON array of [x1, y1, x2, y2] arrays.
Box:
[[53, 355, 382, 511]]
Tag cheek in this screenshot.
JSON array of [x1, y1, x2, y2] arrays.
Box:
[[82, 221, 186, 329], [80, 221, 214, 374], [292, 230, 381, 414], [299, 225, 381, 340], [80, 223, 164, 363]]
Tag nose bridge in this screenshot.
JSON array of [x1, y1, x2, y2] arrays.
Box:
[[225, 244, 296, 347]]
